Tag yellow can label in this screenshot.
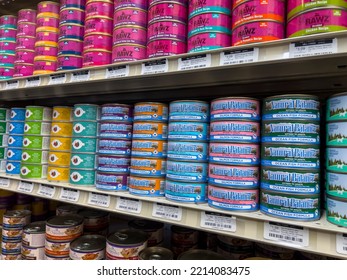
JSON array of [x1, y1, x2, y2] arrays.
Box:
[[50, 137, 72, 151], [47, 165, 70, 182], [48, 151, 71, 166], [53, 107, 73, 121], [51, 122, 73, 137], [33, 70, 55, 75], [36, 26, 59, 33], [34, 55, 58, 62]]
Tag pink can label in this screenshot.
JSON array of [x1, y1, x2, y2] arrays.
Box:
[[58, 39, 83, 55], [59, 24, 84, 40], [1, 41, 16, 51], [287, 8, 347, 38], [188, 13, 231, 36], [37, 2, 60, 14], [60, 8, 86, 24], [232, 21, 284, 46], [84, 34, 112, 50], [14, 64, 34, 77], [147, 39, 186, 58], [113, 8, 148, 27], [115, 0, 147, 10], [83, 50, 111, 67], [37, 17, 59, 28], [34, 60, 57, 72], [0, 29, 17, 38], [35, 46, 58, 57], [0, 15, 17, 26], [188, 32, 230, 52], [148, 3, 187, 24], [36, 31, 59, 42], [58, 55, 83, 69], [18, 9, 37, 23], [15, 37, 35, 50], [86, 2, 113, 19], [112, 44, 146, 62], [210, 120, 260, 142], [148, 20, 186, 41], [113, 26, 147, 45], [0, 54, 15, 64], [0, 67, 14, 77], [85, 18, 113, 35], [189, 0, 231, 16], [17, 23, 36, 37], [150, 0, 187, 6], [211, 98, 260, 120], [14, 50, 35, 64]]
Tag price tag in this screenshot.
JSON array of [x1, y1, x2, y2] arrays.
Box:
[[87, 192, 110, 208], [336, 233, 347, 255], [17, 181, 34, 193], [289, 38, 337, 58], [141, 59, 168, 75], [106, 65, 129, 78], [178, 54, 211, 71], [70, 70, 90, 83], [25, 76, 41, 87], [152, 203, 182, 221], [59, 188, 80, 202], [49, 73, 67, 85], [264, 221, 309, 247], [0, 178, 10, 188], [200, 211, 236, 232], [37, 184, 56, 198], [115, 197, 142, 214], [220, 48, 259, 65], [5, 80, 19, 90]]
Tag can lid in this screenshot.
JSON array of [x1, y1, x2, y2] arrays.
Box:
[[46, 214, 84, 227], [4, 209, 30, 218], [263, 94, 319, 100], [128, 219, 164, 231], [70, 234, 106, 252], [139, 247, 173, 260], [107, 228, 148, 245], [178, 249, 227, 260], [24, 221, 45, 233]]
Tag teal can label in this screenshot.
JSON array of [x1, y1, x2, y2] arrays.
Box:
[[71, 137, 98, 153], [168, 122, 209, 141], [73, 104, 100, 121], [167, 160, 208, 182], [169, 100, 209, 122], [167, 141, 208, 161], [165, 180, 207, 203], [326, 195, 347, 227], [22, 136, 50, 149], [0, 121, 9, 134], [327, 121, 347, 146], [327, 94, 347, 121], [69, 169, 96, 185], [25, 106, 52, 121], [70, 153, 97, 169], [326, 172, 347, 199], [20, 163, 48, 179], [24, 121, 51, 135], [73, 121, 99, 137], [326, 147, 347, 173], [0, 108, 10, 121]]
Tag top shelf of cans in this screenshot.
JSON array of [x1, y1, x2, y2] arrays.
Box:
[[1, 0, 346, 80]]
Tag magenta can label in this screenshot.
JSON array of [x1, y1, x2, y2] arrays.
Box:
[[34, 60, 57, 72], [96, 171, 128, 191], [209, 163, 259, 188], [59, 23, 84, 40], [0, 15, 17, 26], [60, 8, 86, 25], [101, 103, 133, 121], [0, 29, 17, 38], [232, 20, 284, 46], [14, 50, 35, 64], [84, 33, 112, 51], [86, 1, 113, 19], [98, 155, 130, 173], [36, 31, 59, 42], [188, 32, 230, 52], [188, 13, 231, 37], [115, 0, 147, 10], [148, 20, 187, 41], [113, 26, 147, 45], [61, 0, 86, 10], [35, 46, 58, 57], [37, 1, 60, 14], [287, 8, 347, 38], [83, 49, 112, 67], [57, 55, 83, 70], [148, 2, 187, 24], [58, 39, 83, 55], [0, 67, 14, 78], [113, 8, 148, 27], [13, 64, 34, 77], [98, 138, 132, 155], [112, 44, 146, 62], [99, 121, 133, 139], [1, 41, 16, 52], [147, 39, 186, 58], [189, 0, 231, 17], [36, 17, 59, 28], [0, 54, 15, 65], [18, 9, 37, 23], [85, 17, 113, 35], [15, 37, 35, 50], [17, 22, 36, 37]]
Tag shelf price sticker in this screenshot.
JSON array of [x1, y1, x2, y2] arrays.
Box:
[[17, 181, 34, 193], [49, 73, 67, 85], [336, 233, 347, 255], [70, 70, 90, 83], [116, 197, 142, 214], [106, 65, 129, 79], [152, 202, 182, 221], [220, 48, 259, 66], [200, 211, 236, 232], [178, 54, 211, 71], [289, 38, 337, 58], [5, 80, 19, 90], [264, 221, 309, 247], [37, 184, 56, 198], [0, 178, 10, 188], [87, 192, 110, 208], [141, 59, 168, 75], [25, 76, 41, 87], [59, 187, 80, 202]]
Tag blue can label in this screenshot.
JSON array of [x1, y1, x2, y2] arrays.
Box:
[[99, 122, 133, 139], [6, 148, 22, 161], [5, 160, 21, 175], [11, 108, 26, 121], [98, 138, 132, 156], [166, 160, 208, 182], [169, 101, 209, 122], [165, 180, 207, 203], [130, 158, 166, 177], [167, 141, 208, 161], [168, 122, 209, 141], [9, 121, 25, 135], [101, 104, 133, 122], [96, 172, 128, 191], [7, 135, 24, 148]]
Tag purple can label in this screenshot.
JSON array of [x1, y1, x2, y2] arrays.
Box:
[[37, 2, 60, 14], [36, 17, 59, 28], [35, 46, 58, 57], [15, 37, 35, 50], [0, 67, 14, 78], [149, 2, 188, 24], [99, 121, 133, 139], [84, 34, 112, 51], [113, 8, 148, 27], [84, 17, 113, 35], [58, 39, 83, 55], [14, 50, 34, 64], [57, 55, 83, 70], [0, 15, 17, 26], [86, 2, 113, 19], [83, 50, 111, 67], [1, 41, 16, 52], [188, 13, 231, 36], [13, 64, 34, 77], [60, 8, 86, 25], [101, 104, 133, 121], [0, 29, 17, 38], [115, 0, 147, 10], [98, 138, 132, 155], [148, 20, 187, 41], [113, 26, 147, 45], [98, 155, 130, 173], [188, 32, 230, 52], [0, 54, 15, 65], [18, 9, 37, 23], [34, 60, 57, 72], [232, 21, 284, 46], [36, 31, 59, 42], [96, 172, 128, 191], [112, 44, 146, 62], [17, 22, 36, 37], [189, 0, 231, 16], [147, 39, 186, 58], [59, 24, 84, 40]]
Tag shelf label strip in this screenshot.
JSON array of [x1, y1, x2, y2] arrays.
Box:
[[178, 54, 211, 71], [87, 192, 110, 208], [141, 58, 168, 75], [106, 65, 129, 79], [59, 187, 80, 202], [49, 73, 67, 85], [37, 184, 56, 198], [200, 211, 236, 232], [5, 80, 19, 90], [115, 197, 142, 214], [220, 48, 259, 66], [17, 181, 34, 193], [289, 38, 337, 58], [336, 233, 347, 255], [25, 77, 41, 87], [0, 178, 10, 188], [70, 70, 90, 83], [152, 202, 182, 221]]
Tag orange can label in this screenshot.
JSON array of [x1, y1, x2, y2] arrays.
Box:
[[132, 122, 168, 140], [50, 137, 72, 151], [134, 102, 168, 121], [128, 176, 165, 196], [51, 122, 73, 137], [53, 106, 73, 121], [131, 140, 167, 158], [47, 165, 70, 182]]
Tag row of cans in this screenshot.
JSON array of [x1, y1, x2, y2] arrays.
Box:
[[0, 15, 17, 80]]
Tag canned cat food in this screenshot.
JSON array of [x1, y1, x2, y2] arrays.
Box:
[[3, 210, 30, 228], [86, 1, 113, 18], [36, 16, 59, 28], [52, 106, 73, 122], [69, 168, 96, 185], [25, 106, 52, 121], [0, 108, 9, 121], [60, 7, 85, 25], [46, 215, 84, 241], [326, 147, 347, 173], [13, 64, 34, 77], [139, 247, 173, 259], [326, 172, 347, 199], [21, 245, 45, 260], [16, 36, 35, 50], [18, 9, 37, 23], [326, 122, 347, 146], [130, 157, 166, 177], [36, 31, 59, 42], [2, 228, 23, 242], [165, 180, 207, 203], [78, 209, 109, 231], [209, 142, 259, 165], [326, 195, 347, 227], [101, 103, 133, 122], [56, 205, 81, 216], [70, 153, 97, 169], [57, 54, 83, 70], [21, 149, 49, 164], [83, 49, 111, 67], [260, 189, 320, 221], [171, 225, 198, 246], [261, 166, 320, 194], [327, 93, 347, 121], [167, 160, 207, 182], [131, 139, 167, 158], [114, 7, 147, 27], [189, 0, 231, 16], [0, 28, 17, 39], [49, 151, 71, 166], [59, 23, 84, 40], [112, 44, 147, 62], [70, 234, 106, 260], [210, 120, 259, 142], [147, 38, 186, 57], [133, 122, 168, 140], [14, 50, 35, 64], [188, 32, 230, 53], [50, 137, 72, 151], [38, 1, 60, 14], [70, 137, 97, 153], [0, 67, 14, 79], [45, 239, 70, 256], [263, 94, 320, 121], [73, 121, 99, 137], [8, 135, 24, 148], [134, 102, 168, 121], [74, 104, 100, 121], [168, 122, 209, 141], [98, 155, 130, 173], [0, 41, 16, 53], [261, 143, 320, 169], [129, 176, 165, 196], [99, 121, 132, 139], [58, 39, 83, 55], [128, 219, 163, 247], [0, 53, 15, 65], [262, 120, 320, 144], [167, 141, 208, 161], [1, 241, 21, 254], [1, 253, 21, 260], [20, 163, 48, 179], [209, 163, 259, 188], [96, 171, 128, 191], [113, 26, 147, 45], [44, 254, 70, 260], [10, 108, 26, 121], [115, 0, 147, 10], [85, 17, 113, 34], [47, 165, 70, 182], [22, 221, 45, 247], [0, 133, 9, 146], [61, 0, 86, 9], [148, 2, 187, 24], [0, 121, 9, 133], [7, 148, 22, 161], [98, 138, 131, 155], [24, 121, 51, 135], [148, 20, 187, 41], [169, 100, 209, 122], [51, 122, 73, 137], [22, 135, 50, 149], [189, 13, 231, 37], [83, 33, 112, 50]]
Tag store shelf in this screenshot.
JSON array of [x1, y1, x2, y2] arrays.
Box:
[[0, 174, 346, 259]]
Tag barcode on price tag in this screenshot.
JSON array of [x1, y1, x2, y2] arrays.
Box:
[[289, 38, 337, 58], [220, 48, 259, 66], [178, 54, 211, 71], [70, 70, 90, 82], [37, 184, 56, 198], [152, 203, 182, 221], [116, 197, 142, 214], [87, 192, 110, 208], [106, 65, 129, 78], [200, 211, 236, 232], [59, 188, 80, 202], [336, 233, 347, 255], [49, 73, 67, 85], [141, 59, 168, 75], [0, 178, 10, 188], [25, 76, 41, 87], [264, 221, 309, 247], [17, 181, 34, 193], [5, 80, 19, 90]]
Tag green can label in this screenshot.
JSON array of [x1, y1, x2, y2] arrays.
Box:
[[0, 146, 7, 159], [326, 147, 347, 173], [0, 108, 10, 121], [327, 122, 347, 146], [25, 106, 52, 121], [73, 121, 99, 137], [0, 121, 9, 134], [70, 153, 97, 169], [24, 121, 51, 135], [326, 172, 347, 199], [21, 149, 49, 164], [20, 163, 47, 179], [327, 196, 347, 227], [0, 134, 8, 146], [69, 169, 96, 185], [73, 104, 100, 121], [71, 137, 98, 153], [22, 136, 50, 149]]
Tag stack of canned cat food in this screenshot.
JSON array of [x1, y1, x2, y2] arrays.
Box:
[[129, 102, 168, 196], [208, 97, 261, 212], [14, 9, 37, 77], [21, 221, 45, 260], [96, 103, 133, 191], [20, 106, 52, 180], [112, 0, 147, 63], [0, 108, 9, 173], [47, 106, 73, 182], [6, 108, 25, 176], [0, 15, 17, 80], [260, 94, 321, 221], [165, 100, 209, 203]]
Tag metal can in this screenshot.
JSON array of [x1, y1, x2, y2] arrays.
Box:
[[82, 49, 112, 67], [326, 93, 347, 121], [101, 103, 133, 122], [139, 247, 173, 260], [112, 43, 147, 62], [165, 180, 207, 203], [22, 221, 46, 247], [326, 147, 347, 173], [134, 102, 168, 122], [69, 168, 96, 185], [171, 225, 198, 246], [167, 141, 208, 161], [46, 215, 84, 241], [166, 160, 207, 182], [114, 0, 147, 10], [0, 121, 9, 134], [147, 38, 186, 57], [72, 137, 98, 153], [1, 252, 22, 260], [1, 240, 21, 254], [98, 138, 131, 156], [78, 209, 109, 232], [50, 136, 72, 151], [10, 108, 26, 121], [50, 122, 73, 137], [60, 7, 85, 25], [70, 234, 106, 260], [131, 139, 167, 158], [326, 171, 347, 200], [114, 7, 147, 27], [130, 157, 166, 177], [47, 165, 70, 182], [327, 121, 347, 146], [44, 253, 70, 260], [188, 31, 230, 53], [96, 171, 128, 191], [73, 104, 100, 121], [59, 23, 84, 41], [23, 121, 51, 136], [48, 149, 71, 165], [97, 155, 130, 173], [189, 0, 231, 16], [20, 163, 48, 179], [148, 19, 187, 41], [5, 160, 21, 175], [129, 176, 165, 196], [14, 50, 35, 64], [148, 1, 187, 24], [9, 121, 24, 135], [21, 245, 45, 260], [2, 228, 23, 242], [169, 100, 209, 122], [326, 195, 347, 227], [0, 108, 10, 121], [84, 33, 112, 50], [58, 38, 83, 55], [18, 9, 37, 23], [133, 122, 167, 140], [128, 219, 163, 247], [113, 25, 147, 45], [25, 106, 52, 121], [37, 1, 60, 14], [84, 16, 113, 35], [178, 249, 227, 260], [72, 121, 99, 137], [168, 122, 209, 141], [3, 210, 31, 228], [56, 204, 81, 216], [45, 239, 70, 256], [70, 153, 97, 169], [99, 121, 132, 139], [22, 135, 50, 149], [21, 149, 49, 164]]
